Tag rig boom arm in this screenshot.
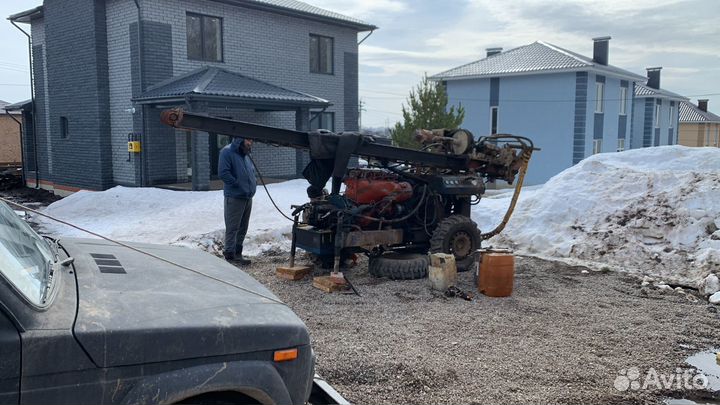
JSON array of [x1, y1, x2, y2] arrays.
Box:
[[160, 108, 470, 170]]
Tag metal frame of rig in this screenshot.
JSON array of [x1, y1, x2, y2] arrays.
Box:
[[161, 109, 537, 280]]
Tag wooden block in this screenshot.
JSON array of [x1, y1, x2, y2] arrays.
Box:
[[276, 266, 312, 281], [428, 253, 457, 291], [429, 253, 456, 268], [312, 276, 349, 293]]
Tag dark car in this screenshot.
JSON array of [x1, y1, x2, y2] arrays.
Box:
[[0, 201, 318, 404]]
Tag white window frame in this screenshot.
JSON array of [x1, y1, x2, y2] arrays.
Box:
[[669, 105, 674, 128], [617, 138, 625, 152], [595, 82, 604, 113], [592, 139, 602, 154], [654, 104, 661, 128], [619, 87, 627, 115], [489, 106, 499, 135]]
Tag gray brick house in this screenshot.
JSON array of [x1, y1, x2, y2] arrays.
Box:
[[9, 0, 375, 194]]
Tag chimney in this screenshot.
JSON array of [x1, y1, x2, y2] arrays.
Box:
[[646, 67, 662, 89], [698, 99, 708, 112], [486, 47, 502, 57], [592, 36, 611, 66]]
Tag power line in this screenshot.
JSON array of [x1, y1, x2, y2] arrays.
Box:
[[361, 92, 720, 103]]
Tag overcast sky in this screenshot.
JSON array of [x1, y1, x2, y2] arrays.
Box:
[[2, 0, 718, 128]]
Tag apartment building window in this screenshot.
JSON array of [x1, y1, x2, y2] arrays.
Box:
[[186, 13, 223, 62], [617, 138, 625, 152], [310, 111, 335, 131], [668, 105, 674, 128], [619, 87, 627, 115], [592, 139, 602, 154], [60, 116, 69, 139], [490, 106, 499, 134], [309, 34, 333, 74], [595, 82, 604, 113], [654, 104, 661, 128]]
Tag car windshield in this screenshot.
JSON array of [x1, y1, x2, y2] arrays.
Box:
[[0, 202, 54, 306]]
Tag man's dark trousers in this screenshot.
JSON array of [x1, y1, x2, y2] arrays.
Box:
[[224, 197, 252, 258]]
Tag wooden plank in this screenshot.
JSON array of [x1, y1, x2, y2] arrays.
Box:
[[312, 276, 349, 293], [276, 265, 312, 281]]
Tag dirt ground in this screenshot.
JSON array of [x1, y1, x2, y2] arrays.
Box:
[[243, 254, 720, 405], [0, 186, 61, 207]]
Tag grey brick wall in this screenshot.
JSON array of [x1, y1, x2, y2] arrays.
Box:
[[137, 0, 359, 178], [31, 18, 51, 180], [106, 0, 138, 185], [21, 112, 36, 171], [132, 20, 176, 185], [343, 52, 359, 132], [43, 0, 113, 190], [205, 107, 298, 178], [31, 44, 50, 181], [32, 0, 362, 189]]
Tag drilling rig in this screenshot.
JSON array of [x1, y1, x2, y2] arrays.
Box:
[[161, 109, 536, 280]]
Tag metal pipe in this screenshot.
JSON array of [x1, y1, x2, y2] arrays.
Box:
[[132, 0, 146, 187], [357, 29, 374, 45], [5, 111, 24, 184], [10, 20, 38, 188]]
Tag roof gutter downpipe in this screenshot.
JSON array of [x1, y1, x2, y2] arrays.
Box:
[[10, 20, 38, 188], [357, 29, 374, 45], [132, 0, 146, 187]]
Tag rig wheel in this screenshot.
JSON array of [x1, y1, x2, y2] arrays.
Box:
[[429, 215, 481, 272], [368, 252, 428, 280]]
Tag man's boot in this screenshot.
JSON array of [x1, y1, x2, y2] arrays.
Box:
[[236, 248, 251, 266]]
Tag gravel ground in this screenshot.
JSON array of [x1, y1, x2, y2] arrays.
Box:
[[242, 253, 720, 405]]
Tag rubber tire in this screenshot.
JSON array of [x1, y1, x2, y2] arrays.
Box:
[[368, 253, 429, 280], [429, 215, 482, 272]]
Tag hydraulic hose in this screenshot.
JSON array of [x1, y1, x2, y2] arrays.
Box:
[[479, 147, 533, 240]]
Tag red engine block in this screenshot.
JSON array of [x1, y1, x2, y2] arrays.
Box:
[[343, 169, 413, 204]]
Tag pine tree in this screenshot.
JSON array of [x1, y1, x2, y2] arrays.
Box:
[[390, 74, 465, 149]]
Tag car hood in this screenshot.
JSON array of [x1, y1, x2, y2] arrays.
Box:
[[61, 238, 309, 368]]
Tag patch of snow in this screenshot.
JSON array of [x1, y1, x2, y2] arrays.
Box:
[[37, 180, 311, 256], [701, 274, 720, 296], [710, 292, 720, 305], [473, 146, 720, 287]]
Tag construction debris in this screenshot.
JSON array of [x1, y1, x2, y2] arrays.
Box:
[[444, 286, 473, 301]]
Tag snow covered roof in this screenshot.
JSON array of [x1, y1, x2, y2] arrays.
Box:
[[679, 101, 720, 123], [134, 67, 331, 109], [430, 41, 646, 81], [634, 83, 688, 101]]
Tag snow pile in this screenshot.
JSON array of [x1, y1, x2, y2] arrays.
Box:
[[37, 180, 311, 256], [473, 146, 720, 287]]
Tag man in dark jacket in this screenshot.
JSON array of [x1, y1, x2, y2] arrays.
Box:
[[218, 137, 257, 265]]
